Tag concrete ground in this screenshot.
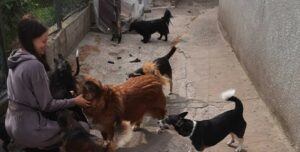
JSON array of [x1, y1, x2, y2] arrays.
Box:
[[69, 0, 295, 152]]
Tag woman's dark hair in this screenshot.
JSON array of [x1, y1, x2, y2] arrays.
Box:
[[18, 14, 50, 71]]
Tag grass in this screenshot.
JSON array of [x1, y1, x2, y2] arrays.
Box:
[[31, 6, 55, 27]]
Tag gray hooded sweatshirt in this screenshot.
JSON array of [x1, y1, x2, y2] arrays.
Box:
[[5, 49, 75, 149]]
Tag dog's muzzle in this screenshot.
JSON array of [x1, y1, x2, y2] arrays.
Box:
[[158, 120, 170, 130]]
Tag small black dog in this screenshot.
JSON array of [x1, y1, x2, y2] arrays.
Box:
[[128, 46, 177, 94], [47, 50, 87, 123], [50, 51, 80, 99], [58, 111, 105, 152], [159, 89, 247, 152], [129, 9, 173, 43]]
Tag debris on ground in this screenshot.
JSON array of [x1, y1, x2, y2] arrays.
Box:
[[107, 61, 115, 64], [129, 58, 141, 63]]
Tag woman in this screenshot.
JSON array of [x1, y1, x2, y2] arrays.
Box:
[[5, 15, 91, 151]]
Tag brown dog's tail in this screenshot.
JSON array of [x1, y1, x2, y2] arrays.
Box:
[[142, 62, 170, 86]]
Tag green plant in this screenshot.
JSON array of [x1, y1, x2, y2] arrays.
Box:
[[0, 0, 34, 51], [31, 6, 55, 26]]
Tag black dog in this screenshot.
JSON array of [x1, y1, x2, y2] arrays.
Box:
[[47, 50, 88, 123], [129, 9, 173, 43], [128, 46, 177, 94], [159, 89, 247, 152], [50, 52, 80, 99], [58, 110, 105, 152]]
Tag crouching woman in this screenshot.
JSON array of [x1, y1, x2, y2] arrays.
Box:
[[5, 15, 90, 151]]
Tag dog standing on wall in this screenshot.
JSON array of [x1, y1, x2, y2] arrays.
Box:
[[129, 9, 173, 43], [159, 89, 247, 152]]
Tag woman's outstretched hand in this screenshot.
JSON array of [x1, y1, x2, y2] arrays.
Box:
[[74, 94, 91, 107]]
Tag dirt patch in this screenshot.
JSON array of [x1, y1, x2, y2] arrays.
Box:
[[80, 64, 92, 74], [79, 45, 100, 61], [108, 49, 126, 57], [68, 44, 99, 74], [171, 35, 182, 46], [153, 0, 171, 7], [94, 35, 101, 45]]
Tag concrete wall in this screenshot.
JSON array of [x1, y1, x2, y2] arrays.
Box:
[[218, 0, 300, 150], [46, 6, 91, 69]]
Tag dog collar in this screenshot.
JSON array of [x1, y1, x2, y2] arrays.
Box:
[[188, 120, 197, 138]]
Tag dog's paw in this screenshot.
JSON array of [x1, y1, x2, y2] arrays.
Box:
[[133, 125, 141, 131], [235, 147, 242, 152], [141, 39, 149, 43], [156, 128, 166, 134]]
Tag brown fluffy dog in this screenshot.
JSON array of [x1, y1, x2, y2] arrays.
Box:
[[77, 65, 168, 151]]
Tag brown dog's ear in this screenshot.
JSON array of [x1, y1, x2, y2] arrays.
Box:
[[82, 80, 102, 101], [84, 81, 102, 95]]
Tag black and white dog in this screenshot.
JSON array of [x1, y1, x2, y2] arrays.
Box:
[[129, 9, 173, 43], [159, 89, 247, 152], [128, 46, 177, 94]]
